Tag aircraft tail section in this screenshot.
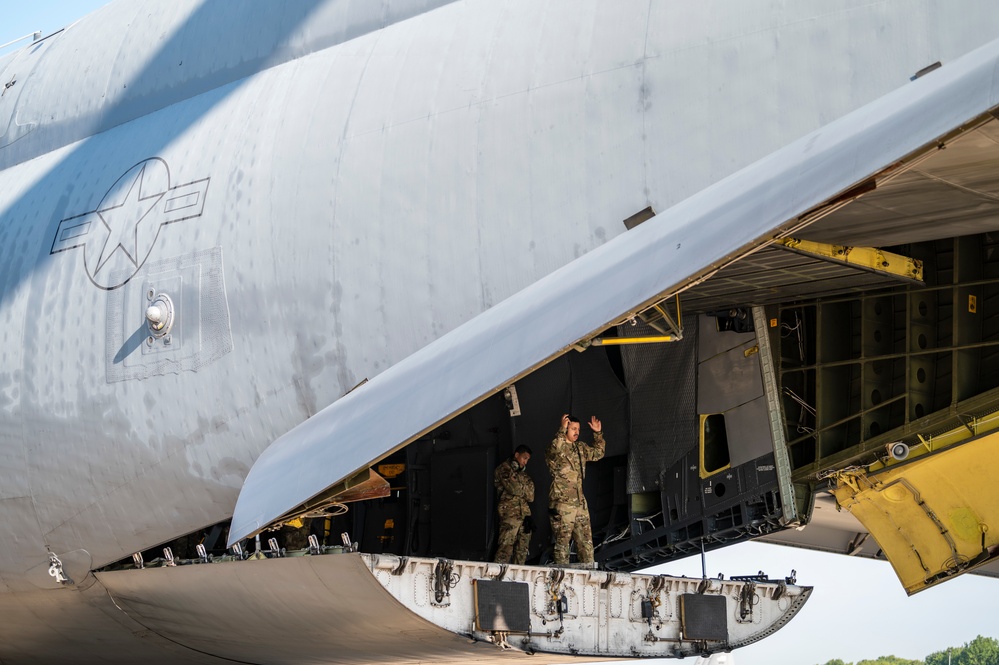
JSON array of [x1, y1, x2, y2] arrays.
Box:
[[229, 35, 999, 548]]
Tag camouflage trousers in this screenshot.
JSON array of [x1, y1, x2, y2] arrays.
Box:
[[495, 515, 530, 564], [550, 501, 594, 565]]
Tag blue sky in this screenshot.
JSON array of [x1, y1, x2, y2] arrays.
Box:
[[3, 2, 997, 665], [0, 0, 109, 51], [647, 541, 998, 665]]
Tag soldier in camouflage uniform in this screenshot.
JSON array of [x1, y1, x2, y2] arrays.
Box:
[[547, 414, 605, 565], [494, 444, 535, 564]]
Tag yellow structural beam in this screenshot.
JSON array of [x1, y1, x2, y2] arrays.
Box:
[[831, 431, 999, 594], [778, 237, 923, 281], [589, 335, 679, 346]]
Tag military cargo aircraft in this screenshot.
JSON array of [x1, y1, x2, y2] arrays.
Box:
[[2, 1, 999, 663]]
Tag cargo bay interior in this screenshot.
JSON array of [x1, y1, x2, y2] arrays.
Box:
[[348, 229, 999, 575], [336, 311, 789, 570]]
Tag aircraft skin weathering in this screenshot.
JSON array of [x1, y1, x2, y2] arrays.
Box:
[[1, 1, 999, 663]]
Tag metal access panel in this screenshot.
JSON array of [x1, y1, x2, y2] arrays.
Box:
[[105, 247, 233, 382], [473, 579, 530, 632], [680, 594, 728, 641]]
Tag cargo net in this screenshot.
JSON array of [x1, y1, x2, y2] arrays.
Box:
[[621, 318, 698, 494]]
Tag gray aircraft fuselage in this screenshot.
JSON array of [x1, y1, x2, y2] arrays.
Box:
[[2, 1, 999, 662]]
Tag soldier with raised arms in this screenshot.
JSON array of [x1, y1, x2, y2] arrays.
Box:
[[547, 414, 605, 566]]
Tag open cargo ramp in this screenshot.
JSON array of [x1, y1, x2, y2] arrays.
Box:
[[95, 552, 810, 662]]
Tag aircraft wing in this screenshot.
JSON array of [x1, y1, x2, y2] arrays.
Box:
[[230, 35, 999, 545]]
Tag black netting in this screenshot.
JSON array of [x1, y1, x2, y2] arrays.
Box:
[[622, 318, 699, 493]]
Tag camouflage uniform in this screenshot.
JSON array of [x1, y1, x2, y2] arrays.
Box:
[[494, 457, 535, 564], [546, 424, 605, 565]]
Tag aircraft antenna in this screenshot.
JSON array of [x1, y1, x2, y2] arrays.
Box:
[[0, 32, 42, 51]]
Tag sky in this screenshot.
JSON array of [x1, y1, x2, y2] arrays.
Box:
[[0, 0, 109, 52], [571, 539, 999, 665], [3, 3, 998, 665], [642, 541, 998, 665]]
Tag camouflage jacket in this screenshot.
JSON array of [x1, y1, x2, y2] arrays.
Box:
[[494, 458, 534, 519], [546, 426, 605, 507]]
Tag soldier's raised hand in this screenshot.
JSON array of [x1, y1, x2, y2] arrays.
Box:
[[561, 413, 570, 429], [589, 416, 601, 432]]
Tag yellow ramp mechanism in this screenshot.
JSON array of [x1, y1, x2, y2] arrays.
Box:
[[776, 237, 923, 282], [831, 432, 999, 594], [674, 237, 924, 314]]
